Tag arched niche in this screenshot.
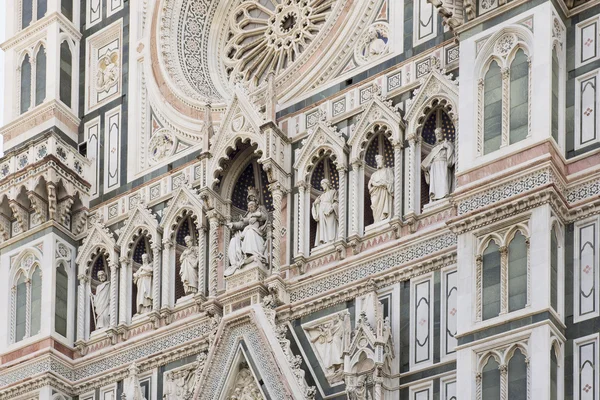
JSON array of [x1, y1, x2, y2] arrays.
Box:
[[293, 121, 348, 258], [403, 70, 458, 221], [116, 205, 161, 322], [75, 222, 118, 342], [159, 186, 205, 307], [418, 104, 456, 211]]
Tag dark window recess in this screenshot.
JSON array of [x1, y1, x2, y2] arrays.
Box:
[[59, 41, 72, 108]]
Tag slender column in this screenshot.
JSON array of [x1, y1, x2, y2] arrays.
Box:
[[477, 79, 484, 156], [207, 211, 220, 298], [152, 244, 161, 312], [119, 257, 128, 324], [499, 364, 508, 400], [196, 226, 207, 297], [337, 167, 347, 240], [476, 255, 483, 322], [499, 246, 508, 315], [76, 274, 87, 341], [25, 279, 32, 338], [109, 261, 118, 328], [393, 142, 403, 218], [526, 237, 531, 307], [297, 182, 307, 257], [476, 373, 482, 400], [269, 182, 284, 273], [10, 286, 16, 343], [349, 161, 362, 237], [161, 239, 173, 308], [404, 137, 417, 218], [501, 68, 510, 147]]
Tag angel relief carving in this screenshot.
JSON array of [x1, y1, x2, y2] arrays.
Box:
[[303, 312, 349, 383], [96, 50, 119, 93], [225, 366, 264, 400]]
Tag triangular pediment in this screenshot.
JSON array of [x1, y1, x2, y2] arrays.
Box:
[[194, 306, 307, 400], [294, 120, 348, 180], [159, 186, 204, 237], [116, 205, 161, 253], [75, 222, 117, 272], [220, 348, 266, 400], [404, 69, 459, 129]]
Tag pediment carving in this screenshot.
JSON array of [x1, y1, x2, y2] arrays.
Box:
[[294, 120, 348, 181], [160, 186, 205, 240], [116, 205, 161, 256], [75, 222, 117, 274]]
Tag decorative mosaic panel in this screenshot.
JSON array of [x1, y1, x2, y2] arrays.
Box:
[[359, 85, 375, 105], [150, 183, 161, 201], [387, 71, 402, 92], [415, 58, 432, 79], [445, 45, 459, 65], [289, 233, 457, 302], [306, 109, 321, 129], [444, 269, 458, 356], [577, 16, 600, 68], [413, 278, 432, 365], [104, 106, 122, 191], [575, 219, 599, 322], [479, 0, 498, 15], [332, 98, 346, 117], [576, 72, 599, 150], [575, 335, 599, 400]]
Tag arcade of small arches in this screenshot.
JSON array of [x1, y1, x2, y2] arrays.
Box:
[[62, 84, 460, 345]]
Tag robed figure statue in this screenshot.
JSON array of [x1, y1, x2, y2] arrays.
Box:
[[225, 187, 269, 276], [368, 154, 394, 222], [133, 253, 153, 314], [179, 236, 199, 295], [421, 128, 455, 201], [312, 179, 338, 245], [91, 270, 111, 329]]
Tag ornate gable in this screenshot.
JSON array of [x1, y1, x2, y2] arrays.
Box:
[[159, 185, 204, 239], [404, 69, 459, 135], [349, 89, 404, 163], [75, 222, 118, 274], [193, 305, 309, 400], [294, 119, 348, 182], [116, 205, 161, 257]]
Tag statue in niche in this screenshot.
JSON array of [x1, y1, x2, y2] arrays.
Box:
[[367, 27, 386, 57], [421, 128, 455, 201], [179, 236, 199, 295], [91, 270, 111, 329], [368, 155, 394, 222], [304, 313, 346, 382], [347, 375, 371, 400], [312, 179, 338, 246], [133, 254, 153, 314], [225, 187, 269, 276]]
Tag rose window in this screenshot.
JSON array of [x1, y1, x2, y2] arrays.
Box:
[[223, 0, 335, 87]]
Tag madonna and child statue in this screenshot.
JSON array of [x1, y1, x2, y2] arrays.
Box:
[[224, 187, 269, 277]]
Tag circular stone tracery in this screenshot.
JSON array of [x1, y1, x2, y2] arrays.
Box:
[[223, 0, 335, 87]]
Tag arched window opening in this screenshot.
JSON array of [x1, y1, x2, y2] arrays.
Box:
[[482, 241, 501, 320], [36, 0, 46, 21], [482, 357, 501, 400], [35, 46, 46, 107], [20, 54, 32, 114], [508, 349, 527, 400], [55, 263, 69, 337], [509, 49, 529, 144], [22, 0, 33, 29], [483, 61, 502, 154], [551, 228, 559, 312], [550, 346, 559, 400], [30, 267, 42, 336], [89, 253, 109, 334], [15, 273, 27, 342], [420, 107, 455, 209], [508, 231, 527, 312], [551, 48, 560, 143], [364, 131, 394, 227], [131, 235, 152, 316], [174, 214, 197, 302], [59, 41, 72, 107], [61, 0, 73, 20], [308, 156, 339, 250]]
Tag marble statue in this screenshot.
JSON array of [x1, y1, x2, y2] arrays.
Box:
[[179, 236, 199, 295], [367, 27, 386, 57], [305, 313, 346, 382], [347, 375, 370, 400], [133, 253, 153, 314], [312, 179, 338, 246], [368, 155, 394, 222], [91, 270, 111, 330], [123, 363, 146, 400], [421, 128, 455, 201], [225, 187, 269, 276]]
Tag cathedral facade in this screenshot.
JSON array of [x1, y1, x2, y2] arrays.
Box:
[[0, 0, 599, 398]]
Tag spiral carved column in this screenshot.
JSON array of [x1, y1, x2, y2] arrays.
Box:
[[109, 262, 119, 328], [119, 257, 128, 324], [269, 182, 284, 273], [393, 143, 403, 218], [152, 244, 161, 312], [297, 182, 307, 257], [337, 167, 347, 240], [161, 240, 173, 309], [197, 226, 207, 297], [77, 274, 87, 341], [349, 161, 362, 237], [500, 245, 508, 314], [24, 279, 31, 338], [207, 211, 220, 298]]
